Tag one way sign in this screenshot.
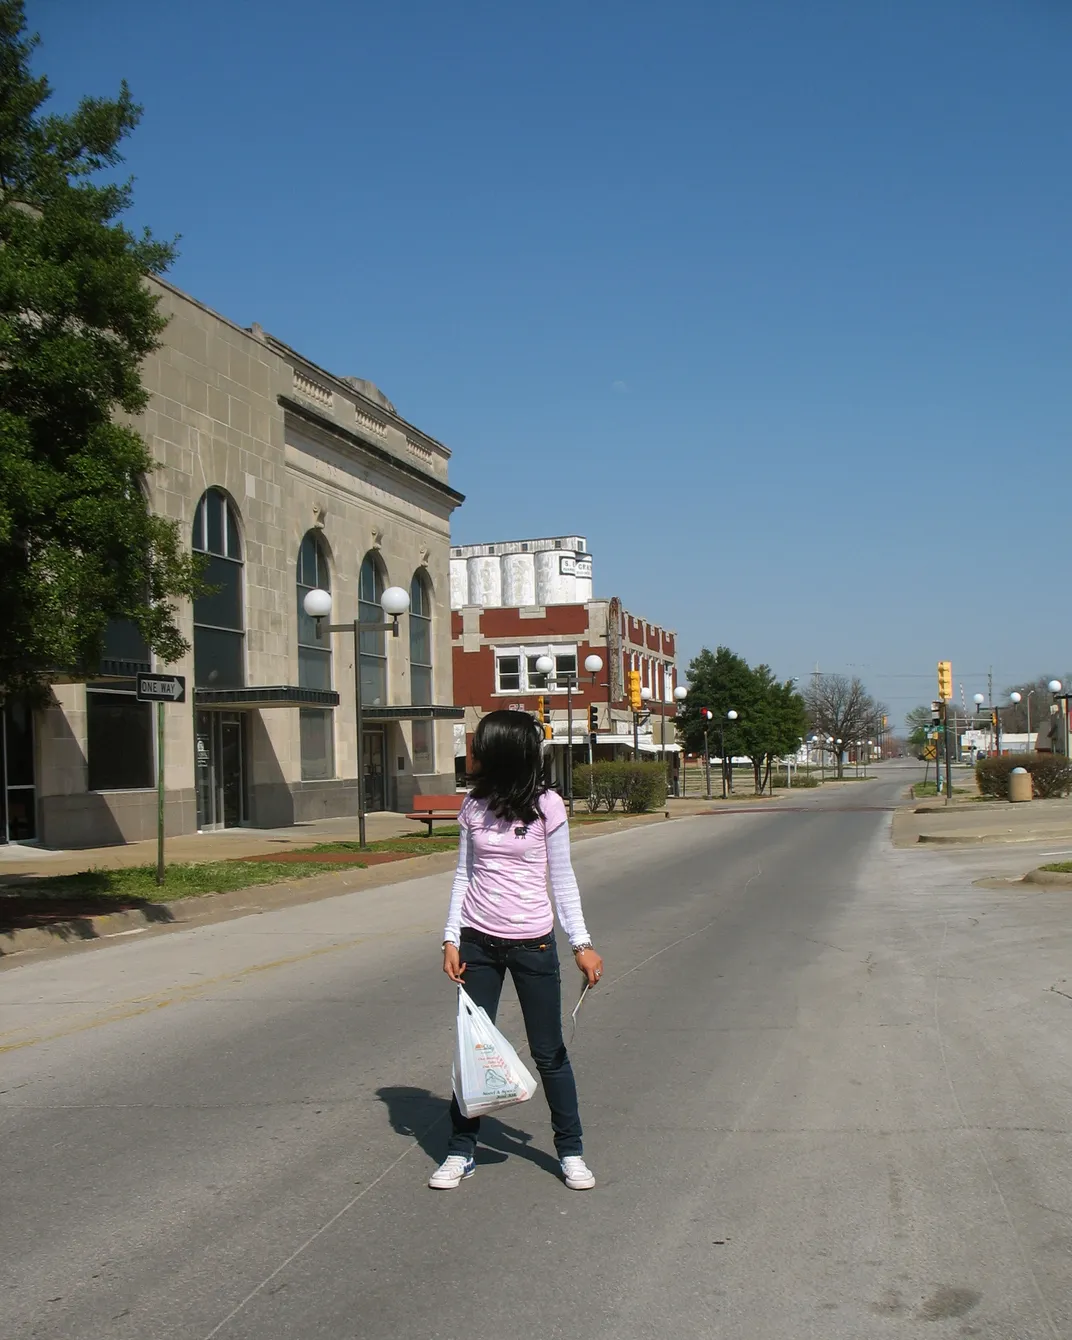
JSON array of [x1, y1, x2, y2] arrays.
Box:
[[136, 673, 186, 704]]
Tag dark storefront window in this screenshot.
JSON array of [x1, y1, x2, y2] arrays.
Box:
[[409, 571, 433, 706], [359, 551, 387, 706], [86, 681, 154, 790], [193, 489, 244, 689], [2, 700, 37, 840], [297, 531, 334, 780]]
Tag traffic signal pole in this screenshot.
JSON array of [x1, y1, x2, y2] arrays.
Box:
[[937, 661, 954, 806]]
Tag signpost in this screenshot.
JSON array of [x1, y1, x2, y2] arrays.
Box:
[[136, 675, 186, 885]]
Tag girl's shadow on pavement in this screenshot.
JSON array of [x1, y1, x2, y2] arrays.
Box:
[[376, 1085, 560, 1176]]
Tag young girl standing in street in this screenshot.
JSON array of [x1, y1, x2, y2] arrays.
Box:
[[430, 710, 603, 1191]]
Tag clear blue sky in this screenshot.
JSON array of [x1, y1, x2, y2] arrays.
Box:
[[32, 0, 1071, 722]]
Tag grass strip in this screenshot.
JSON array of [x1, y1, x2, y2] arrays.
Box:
[[2, 859, 366, 906]]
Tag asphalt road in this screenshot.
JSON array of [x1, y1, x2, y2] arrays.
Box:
[[4, 761, 1072, 1339]]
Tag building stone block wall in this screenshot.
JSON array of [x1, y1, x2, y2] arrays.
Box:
[[24, 277, 463, 848]]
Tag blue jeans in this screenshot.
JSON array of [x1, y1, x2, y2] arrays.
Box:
[[449, 929, 584, 1160]]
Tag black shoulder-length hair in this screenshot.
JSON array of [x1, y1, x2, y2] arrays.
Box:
[[468, 709, 547, 824]]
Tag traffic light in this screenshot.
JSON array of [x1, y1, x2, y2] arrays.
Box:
[[588, 704, 599, 734], [937, 660, 952, 701], [627, 669, 642, 712], [700, 708, 713, 721]]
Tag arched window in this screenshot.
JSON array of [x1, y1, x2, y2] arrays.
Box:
[[409, 570, 434, 772], [359, 552, 387, 706], [297, 531, 333, 780], [409, 571, 433, 706], [193, 489, 244, 688]]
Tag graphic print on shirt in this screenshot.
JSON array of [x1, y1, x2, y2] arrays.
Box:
[[456, 792, 565, 939], [443, 788, 589, 948]]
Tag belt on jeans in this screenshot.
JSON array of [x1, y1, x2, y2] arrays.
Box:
[[460, 927, 554, 952]]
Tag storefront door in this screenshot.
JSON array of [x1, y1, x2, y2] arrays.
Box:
[[0, 701, 36, 843], [195, 711, 247, 830], [362, 727, 386, 813]]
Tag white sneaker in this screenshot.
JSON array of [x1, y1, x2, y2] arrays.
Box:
[[428, 1154, 475, 1189], [561, 1155, 595, 1190]]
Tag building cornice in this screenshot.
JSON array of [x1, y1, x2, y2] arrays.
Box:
[[279, 396, 465, 507], [267, 336, 451, 461]]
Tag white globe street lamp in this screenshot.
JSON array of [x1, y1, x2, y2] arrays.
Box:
[[720, 710, 739, 798], [674, 686, 688, 702], [301, 582, 409, 850], [535, 653, 604, 816], [380, 586, 410, 618], [302, 587, 332, 620], [1050, 682, 1070, 763]]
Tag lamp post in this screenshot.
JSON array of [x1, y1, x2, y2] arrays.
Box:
[[1010, 689, 1035, 750], [720, 709, 739, 799], [536, 652, 605, 816], [971, 693, 986, 759], [1048, 680, 1068, 758], [672, 685, 688, 794], [583, 654, 604, 771], [302, 583, 410, 849]]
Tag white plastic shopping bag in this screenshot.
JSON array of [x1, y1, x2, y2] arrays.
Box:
[[452, 986, 538, 1118]]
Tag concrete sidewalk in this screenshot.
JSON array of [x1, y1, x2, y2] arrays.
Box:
[[0, 810, 431, 879], [0, 792, 746, 881], [892, 793, 1072, 847]]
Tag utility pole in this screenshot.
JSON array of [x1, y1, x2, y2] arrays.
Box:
[[988, 666, 994, 756]]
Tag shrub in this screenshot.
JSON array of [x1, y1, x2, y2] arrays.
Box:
[[573, 761, 668, 813], [771, 772, 820, 789], [974, 753, 1072, 800]]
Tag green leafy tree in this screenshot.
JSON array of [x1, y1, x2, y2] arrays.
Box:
[[0, 1, 200, 703], [745, 670, 809, 792], [678, 647, 807, 793], [677, 645, 758, 758]]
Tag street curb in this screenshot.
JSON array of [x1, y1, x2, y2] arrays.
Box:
[[0, 811, 676, 962], [916, 833, 1060, 845], [1022, 868, 1072, 886]]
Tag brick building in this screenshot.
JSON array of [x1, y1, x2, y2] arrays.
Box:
[[450, 537, 681, 785]]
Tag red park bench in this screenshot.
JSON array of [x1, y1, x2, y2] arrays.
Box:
[[405, 793, 465, 836]]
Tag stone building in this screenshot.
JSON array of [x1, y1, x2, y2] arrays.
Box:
[[450, 536, 681, 785], [3, 277, 464, 848]]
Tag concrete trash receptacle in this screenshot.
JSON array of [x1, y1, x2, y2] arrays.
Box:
[[1009, 767, 1032, 803]]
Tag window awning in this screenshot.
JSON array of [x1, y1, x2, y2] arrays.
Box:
[[363, 704, 465, 722], [194, 686, 340, 709]]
